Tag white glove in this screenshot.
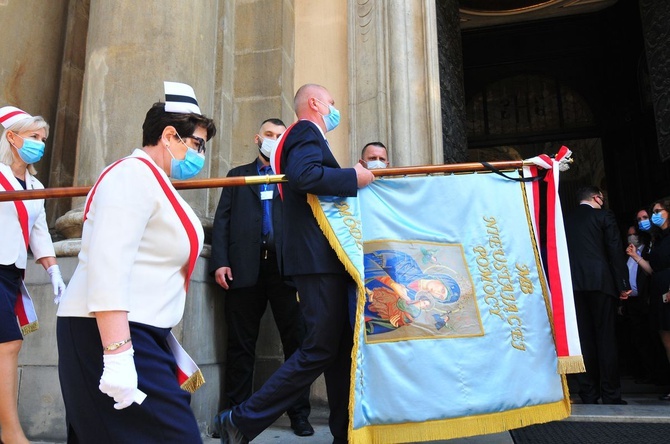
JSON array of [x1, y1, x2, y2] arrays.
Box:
[[46, 264, 66, 304], [99, 347, 147, 410]]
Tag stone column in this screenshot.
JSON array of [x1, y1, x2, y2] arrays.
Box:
[[73, 0, 218, 215], [436, 0, 468, 163], [0, 0, 69, 209], [639, 0, 670, 161], [349, 0, 443, 166], [46, 0, 89, 227]]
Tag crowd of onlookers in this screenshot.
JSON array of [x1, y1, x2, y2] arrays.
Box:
[[617, 200, 670, 399], [564, 187, 670, 405]]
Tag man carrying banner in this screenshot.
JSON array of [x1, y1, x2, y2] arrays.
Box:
[[210, 118, 313, 437], [214, 84, 374, 444], [564, 186, 631, 405]]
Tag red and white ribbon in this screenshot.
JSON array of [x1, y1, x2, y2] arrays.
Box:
[[524, 146, 584, 374], [167, 332, 204, 393]]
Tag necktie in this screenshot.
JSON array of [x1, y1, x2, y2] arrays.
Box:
[[260, 166, 272, 236]]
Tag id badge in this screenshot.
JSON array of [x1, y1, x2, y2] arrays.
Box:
[[261, 190, 273, 200]]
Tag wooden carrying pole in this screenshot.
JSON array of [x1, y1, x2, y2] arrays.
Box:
[[0, 160, 529, 202]]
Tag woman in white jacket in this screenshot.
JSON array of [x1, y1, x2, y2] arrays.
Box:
[[56, 82, 216, 443], [0, 106, 65, 444]]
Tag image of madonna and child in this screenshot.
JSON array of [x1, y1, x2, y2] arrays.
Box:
[[363, 249, 462, 334]]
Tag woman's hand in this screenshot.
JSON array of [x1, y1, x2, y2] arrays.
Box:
[[626, 243, 638, 259], [99, 347, 147, 409], [47, 264, 66, 303]]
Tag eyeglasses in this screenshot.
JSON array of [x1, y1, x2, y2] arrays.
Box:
[[188, 135, 206, 154], [176, 132, 206, 154]]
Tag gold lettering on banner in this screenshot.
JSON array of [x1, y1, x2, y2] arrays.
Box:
[[516, 263, 534, 294], [334, 201, 363, 250], [472, 215, 533, 351]]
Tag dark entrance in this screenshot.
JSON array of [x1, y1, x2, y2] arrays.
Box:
[[457, 0, 670, 222]]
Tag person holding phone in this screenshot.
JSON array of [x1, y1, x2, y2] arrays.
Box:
[[647, 198, 670, 400]]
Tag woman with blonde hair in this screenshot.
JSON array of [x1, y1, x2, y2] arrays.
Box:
[[0, 106, 65, 444]]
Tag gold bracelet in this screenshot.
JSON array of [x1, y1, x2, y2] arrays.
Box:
[[103, 338, 132, 352]]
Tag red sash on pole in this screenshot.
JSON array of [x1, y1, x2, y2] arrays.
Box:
[[0, 171, 38, 334]]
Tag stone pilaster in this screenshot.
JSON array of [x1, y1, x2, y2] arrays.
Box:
[[639, 0, 670, 161], [348, 0, 443, 166]]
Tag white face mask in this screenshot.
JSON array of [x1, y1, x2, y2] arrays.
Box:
[[366, 160, 387, 170], [258, 137, 278, 158], [627, 234, 640, 248]]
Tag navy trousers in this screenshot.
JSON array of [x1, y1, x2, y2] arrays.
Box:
[[224, 252, 310, 419], [232, 273, 353, 443], [57, 317, 201, 443]]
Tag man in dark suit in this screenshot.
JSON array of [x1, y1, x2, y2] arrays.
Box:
[[210, 118, 313, 437], [564, 186, 631, 405], [214, 84, 374, 444]]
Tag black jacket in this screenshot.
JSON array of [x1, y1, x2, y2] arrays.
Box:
[[564, 203, 630, 296], [209, 160, 285, 289]]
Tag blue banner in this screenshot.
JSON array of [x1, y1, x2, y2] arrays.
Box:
[[310, 171, 570, 443]]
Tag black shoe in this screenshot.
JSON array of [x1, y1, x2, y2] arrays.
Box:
[[213, 409, 249, 444], [603, 399, 628, 405], [290, 417, 315, 437], [659, 393, 670, 401]]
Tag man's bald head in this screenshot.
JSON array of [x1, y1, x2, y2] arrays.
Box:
[[294, 84, 326, 115], [293, 84, 335, 132]]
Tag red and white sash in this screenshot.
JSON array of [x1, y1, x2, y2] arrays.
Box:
[[0, 171, 39, 335], [270, 122, 298, 199], [85, 156, 204, 391], [524, 146, 584, 374]]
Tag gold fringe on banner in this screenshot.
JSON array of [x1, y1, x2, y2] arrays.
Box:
[[20, 321, 39, 336], [180, 369, 205, 393], [350, 375, 571, 444], [305, 193, 369, 440], [558, 355, 586, 374]]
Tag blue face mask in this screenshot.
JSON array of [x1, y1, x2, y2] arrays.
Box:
[[638, 219, 651, 231], [316, 99, 340, 132], [652, 212, 666, 227], [168, 147, 205, 180], [14, 136, 45, 164]]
